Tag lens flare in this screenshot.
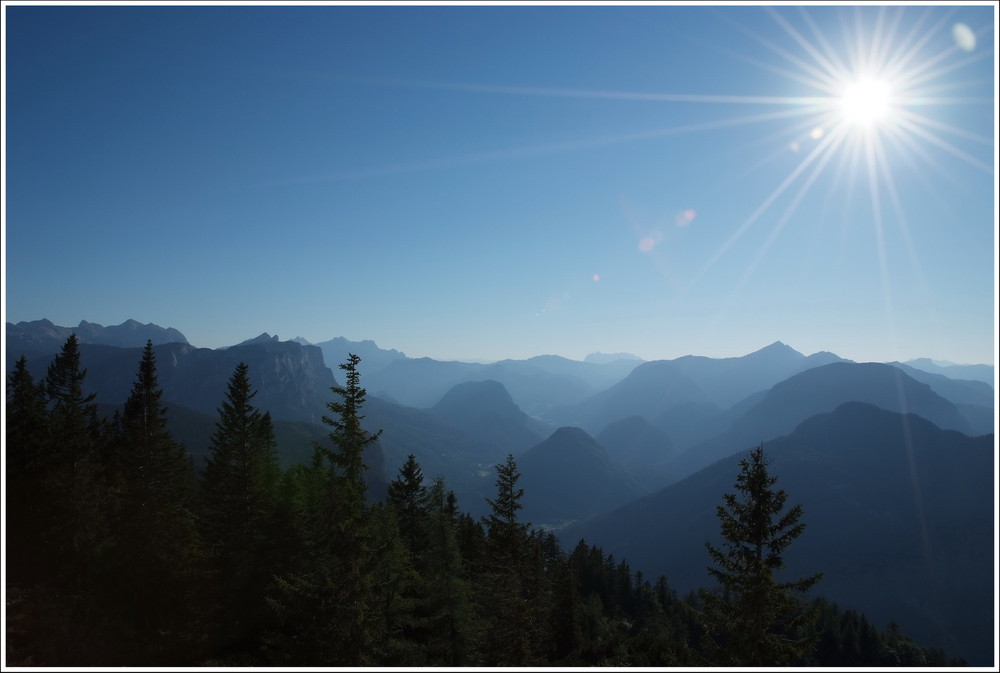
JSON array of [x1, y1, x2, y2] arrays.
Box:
[[952, 23, 976, 52]]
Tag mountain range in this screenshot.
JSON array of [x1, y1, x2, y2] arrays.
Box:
[[565, 402, 995, 664], [5, 318, 995, 663]]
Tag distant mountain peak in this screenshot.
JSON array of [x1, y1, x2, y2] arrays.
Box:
[[585, 351, 643, 364], [236, 332, 280, 346], [6, 318, 189, 353], [740, 340, 804, 362]]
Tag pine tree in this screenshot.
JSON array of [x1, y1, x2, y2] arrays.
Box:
[[483, 452, 531, 555], [6, 356, 49, 475], [387, 453, 430, 553], [321, 352, 382, 492], [5, 356, 50, 581], [5, 356, 54, 664], [477, 453, 536, 664], [265, 354, 384, 665], [27, 334, 111, 663], [699, 445, 822, 665], [200, 362, 281, 660], [109, 341, 202, 663], [42, 335, 106, 569]]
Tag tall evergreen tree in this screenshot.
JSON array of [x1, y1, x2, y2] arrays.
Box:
[[20, 334, 111, 664], [109, 341, 202, 663], [477, 453, 537, 664], [265, 354, 384, 665], [321, 352, 382, 492], [483, 452, 531, 555], [5, 357, 50, 581], [42, 334, 106, 568], [387, 453, 430, 553], [200, 362, 281, 660], [699, 445, 822, 665], [6, 355, 49, 475]]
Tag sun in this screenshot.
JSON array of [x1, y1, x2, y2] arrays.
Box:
[[838, 75, 894, 126]]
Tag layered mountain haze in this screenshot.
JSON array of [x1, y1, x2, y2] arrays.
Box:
[[364, 354, 641, 415], [430, 379, 550, 456], [310, 336, 407, 377], [5, 318, 994, 663], [565, 402, 995, 664], [552, 359, 711, 434], [6, 318, 188, 366], [663, 361, 979, 481], [548, 342, 852, 436], [668, 340, 848, 408], [904, 358, 995, 388]]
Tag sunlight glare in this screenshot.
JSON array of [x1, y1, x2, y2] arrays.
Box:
[[839, 76, 893, 124]]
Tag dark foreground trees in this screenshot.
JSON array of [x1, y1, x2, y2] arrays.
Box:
[[5, 341, 963, 667], [699, 444, 823, 665]]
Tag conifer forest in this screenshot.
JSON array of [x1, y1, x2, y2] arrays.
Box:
[[5, 336, 966, 666]]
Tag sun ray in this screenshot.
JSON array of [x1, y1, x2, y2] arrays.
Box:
[[895, 108, 993, 147], [741, 14, 846, 93], [893, 111, 994, 173], [353, 76, 828, 106], [765, 7, 845, 87], [268, 105, 820, 187], [679, 124, 849, 297], [863, 124, 901, 362], [796, 6, 852, 80], [732, 121, 847, 291], [885, 10, 964, 86]]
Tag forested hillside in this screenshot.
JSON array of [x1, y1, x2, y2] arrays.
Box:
[[4, 335, 976, 666]]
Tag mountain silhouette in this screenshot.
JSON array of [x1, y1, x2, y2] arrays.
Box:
[[668, 340, 821, 408], [365, 355, 638, 415], [312, 335, 407, 377], [904, 358, 995, 387], [595, 416, 677, 491], [549, 342, 850, 435], [431, 379, 549, 455], [664, 361, 974, 480], [518, 427, 645, 527], [565, 402, 994, 664], [551, 360, 711, 433], [5, 318, 188, 368]]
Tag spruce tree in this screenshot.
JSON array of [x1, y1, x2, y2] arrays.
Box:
[[110, 341, 201, 663], [265, 354, 384, 665], [32, 334, 109, 663], [387, 453, 430, 553], [5, 357, 50, 580], [200, 362, 281, 660], [478, 453, 536, 664], [42, 335, 106, 567], [699, 445, 822, 665]]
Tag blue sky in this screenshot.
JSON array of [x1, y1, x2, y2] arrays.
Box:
[[3, 3, 996, 364]]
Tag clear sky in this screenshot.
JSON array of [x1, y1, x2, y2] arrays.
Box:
[[3, 2, 997, 365]]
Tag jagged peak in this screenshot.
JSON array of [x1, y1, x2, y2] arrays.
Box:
[[235, 332, 280, 346]]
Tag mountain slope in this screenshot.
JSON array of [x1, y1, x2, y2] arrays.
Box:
[[431, 380, 548, 455], [312, 336, 407, 377], [904, 358, 994, 387], [565, 402, 995, 664], [664, 361, 974, 480], [551, 360, 711, 433], [518, 427, 646, 527], [668, 340, 816, 408]]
